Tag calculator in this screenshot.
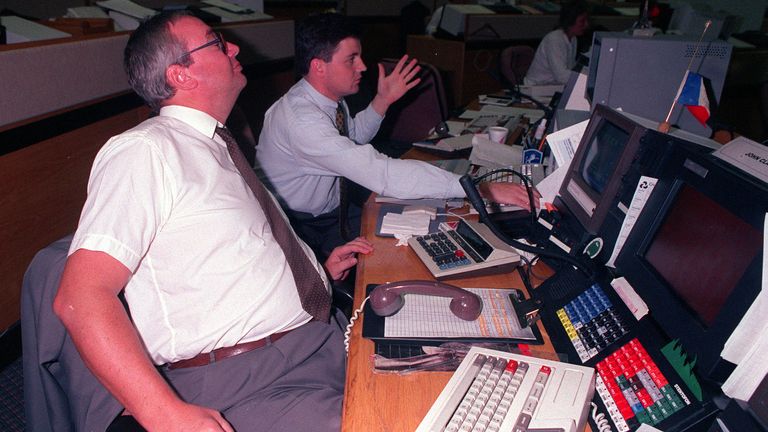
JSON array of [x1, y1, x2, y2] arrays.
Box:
[[408, 219, 521, 279]]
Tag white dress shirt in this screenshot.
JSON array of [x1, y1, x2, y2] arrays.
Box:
[[256, 79, 465, 217], [69, 105, 326, 364], [524, 29, 577, 86]]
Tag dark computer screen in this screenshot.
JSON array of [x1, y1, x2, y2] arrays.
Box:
[[644, 184, 762, 326], [616, 147, 766, 380], [558, 105, 638, 235], [579, 119, 630, 195]]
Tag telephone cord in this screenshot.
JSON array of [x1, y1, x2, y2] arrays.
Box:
[[590, 402, 614, 432], [344, 296, 370, 354]]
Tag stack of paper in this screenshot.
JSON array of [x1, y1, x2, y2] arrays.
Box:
[[413, 134, 474, 153], [0, 16, 71, 43], [96, 0, 157, 30], [469, 135, 522, 168], [201, 0, 272, 22], [380, 212, 431, 237]]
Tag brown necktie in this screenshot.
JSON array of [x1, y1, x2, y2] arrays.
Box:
[[217, 126, 331, 322], [335, 103, 352, 241]]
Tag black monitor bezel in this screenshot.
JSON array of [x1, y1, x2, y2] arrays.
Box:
[[558, 104, 648, 235], [615, 150, 765, 381]]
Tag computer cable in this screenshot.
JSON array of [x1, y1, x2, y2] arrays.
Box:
[[506, 86, 552, 117], [460, 171, 595, 279]]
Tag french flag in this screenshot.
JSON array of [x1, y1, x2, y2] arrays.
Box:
[[675, 71, 710, 125]]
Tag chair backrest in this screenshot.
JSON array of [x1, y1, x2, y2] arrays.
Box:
[[375, 59, 449, 144], [499, 45, 535, 87], [21, 235, 123, 432]]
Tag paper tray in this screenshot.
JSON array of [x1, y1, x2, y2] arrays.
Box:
[[361, 284, 543, 346]]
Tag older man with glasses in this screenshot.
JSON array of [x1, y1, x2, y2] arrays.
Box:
[[53, 10, 373, 432]]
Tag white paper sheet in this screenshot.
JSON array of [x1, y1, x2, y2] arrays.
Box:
[[606, 176, 658, 268], [545, 119, 589, 167], [383, 288, 536, 340], [721, 213, 768, 401], [469, 136, 521, 168]]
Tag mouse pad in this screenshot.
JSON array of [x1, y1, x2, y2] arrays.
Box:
[[361, 284, 543, 345]]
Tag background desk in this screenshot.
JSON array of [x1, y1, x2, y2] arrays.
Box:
[[340, 158, 562, 431]]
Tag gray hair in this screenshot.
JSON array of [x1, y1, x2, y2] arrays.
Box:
[[124, 11, 194, 111]]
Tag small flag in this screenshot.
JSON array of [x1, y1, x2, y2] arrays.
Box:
[[675, 71, 710, 125]]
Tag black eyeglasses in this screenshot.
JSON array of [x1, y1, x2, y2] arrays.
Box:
[[179, 31, 227, 60]]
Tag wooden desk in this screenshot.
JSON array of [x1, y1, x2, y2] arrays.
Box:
[[340, 158, 561, 431]]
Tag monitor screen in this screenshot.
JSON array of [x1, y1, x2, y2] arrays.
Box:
[[558, 105, 638, 235], [579, 119, 629, 195], [644, 184, 762, 326], [615, 147, 766, 380]]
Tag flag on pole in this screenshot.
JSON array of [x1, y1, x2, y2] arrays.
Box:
[[675, 71, 710, 125]]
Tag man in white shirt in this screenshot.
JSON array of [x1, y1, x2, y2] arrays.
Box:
[[257, 12, 535, 260], [53, 11, 372, 432], [524, 1, 590, 86]]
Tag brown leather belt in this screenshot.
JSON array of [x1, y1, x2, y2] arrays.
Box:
[[168, 330, 292, 370]]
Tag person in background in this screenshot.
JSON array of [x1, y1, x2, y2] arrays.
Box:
[[53, 10, 372, 432], [524, 0, 590, 86]]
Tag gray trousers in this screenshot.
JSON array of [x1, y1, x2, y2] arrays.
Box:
[[161, 312, 347, 432]]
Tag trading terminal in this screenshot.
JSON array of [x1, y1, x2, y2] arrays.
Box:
[[1, 1, 768, 431]]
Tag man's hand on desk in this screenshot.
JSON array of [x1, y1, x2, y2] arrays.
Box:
[[371, 55, 421, 115], [324, 236, 374, 281], [479, 182, 541, 210]]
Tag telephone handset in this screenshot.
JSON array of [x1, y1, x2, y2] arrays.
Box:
[[369, 280, 483, 321]]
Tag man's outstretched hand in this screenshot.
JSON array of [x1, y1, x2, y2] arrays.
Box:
[[371, 55, 421, 116]]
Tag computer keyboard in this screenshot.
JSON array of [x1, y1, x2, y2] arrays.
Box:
[[594, 338, 689, 431], [417, 346, 595, 432], [556, 283, 631, 362]]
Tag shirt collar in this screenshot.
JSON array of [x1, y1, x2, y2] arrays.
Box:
[[298, 78, 342, 111], [159, 105, 222, 140]]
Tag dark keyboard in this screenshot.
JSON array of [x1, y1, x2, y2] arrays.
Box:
[[556, 283, 630, 362]]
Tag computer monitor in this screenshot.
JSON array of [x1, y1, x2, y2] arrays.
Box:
[[556, 105, 719, 263], [437, 4, 494, 37], [586, 32, 732, 138], [557, 105, 657, 237], [666, 3, 743, 40], [615, 147, 766, 382]]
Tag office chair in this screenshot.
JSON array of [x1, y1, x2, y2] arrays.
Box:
[[21, 235, 136, 432], [498, 45, 535, 88], [374, 58, 449, 146]]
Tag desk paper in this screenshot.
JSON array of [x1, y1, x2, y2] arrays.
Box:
[[469, 136, 522, 168], [480, 105, 546, 123], [721, 213, 768, 401], [383, 288, 536, 340], [535, 164, 568, 206], [201, 6, 272, 22], [546, 119, 588, 166], [96, 0, 157, 18], [606, 176, 658, 268], [712, 136, 768, 184]]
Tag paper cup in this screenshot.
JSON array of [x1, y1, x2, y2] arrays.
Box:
[[488, 126, 509, 144]]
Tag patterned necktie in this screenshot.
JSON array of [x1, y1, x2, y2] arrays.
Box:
[[335, 103, 352, 241], [216, 126, 331, 322]]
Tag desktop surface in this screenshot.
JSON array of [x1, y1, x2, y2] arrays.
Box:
[[341, 149, 561, 431]]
